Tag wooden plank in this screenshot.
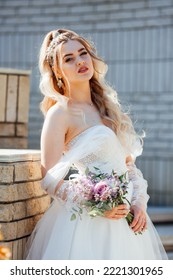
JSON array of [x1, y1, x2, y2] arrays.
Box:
[[0, 137, 27, 149], [0, 123, 15, 136], [0, 68, 31, 75], [17, 76, 30, 123], [16, 123, 28, 137], [0, 74, 7, 121], [6, 75, 18, 122]]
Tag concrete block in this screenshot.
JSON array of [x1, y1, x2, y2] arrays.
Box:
[[71, 5, 95, 13], [135, 8, 160, 18], [0, 185, 17, 202], [58, 0, 82, 4], [0, 181, 46, 203], [3, 0, 30, 7], [14, 161, 42, 182], [148, 0, 172, 8], [119, 19, 145, 29], [26, 196, 51, 217], [0, 202, 26, 222], [18, 7, 42, 15], [161, 7, 173, 16], [146, 17, 172, 27], [0, 75, 7, 122], [110, 11, 133, 20], [82, 13, 107, 22], [0, 8, 16, 16], [96, 3, 120, 12], [121, 1, 146, 9], [95, 21, 120, 30], [0, 164, 14, 183], [31, 0, 55, 6], [0, 196, 50, 221], [1, 214, 43, 241], [43, 7, 69, 14]]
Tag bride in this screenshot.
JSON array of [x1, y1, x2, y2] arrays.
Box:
[[25, 29, 167, 260]]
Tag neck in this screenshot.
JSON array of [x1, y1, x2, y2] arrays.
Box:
[[68, 81, 92, 105]]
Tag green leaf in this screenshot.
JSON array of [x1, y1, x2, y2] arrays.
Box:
[[70, 213, 76, 221], [94, 166, 100, 171], [72, 207, 78, 212], [84, 201, 94, 207], [103, 204, 112, 211], [85, 166, 90, 176]]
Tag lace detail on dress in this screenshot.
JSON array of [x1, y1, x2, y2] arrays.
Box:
[[79, 153, 98, 165], [127, 161, 150, 211]]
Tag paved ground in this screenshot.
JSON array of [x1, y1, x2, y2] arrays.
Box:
[[148, 206, 173, 260]]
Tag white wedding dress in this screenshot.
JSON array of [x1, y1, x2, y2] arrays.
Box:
[[25, 125, 167, 260]]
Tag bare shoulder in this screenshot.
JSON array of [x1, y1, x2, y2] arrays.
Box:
[[45, 103, 69, 125], [41, 103, 69, 174], [44, 101, 69, 129]]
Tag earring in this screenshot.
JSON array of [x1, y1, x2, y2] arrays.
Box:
[[57, 77, 62, 88]]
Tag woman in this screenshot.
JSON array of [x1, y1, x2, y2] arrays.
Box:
[[25, 29, 167, 259]]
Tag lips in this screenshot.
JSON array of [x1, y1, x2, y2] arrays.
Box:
[[78, 66, 88, 73]]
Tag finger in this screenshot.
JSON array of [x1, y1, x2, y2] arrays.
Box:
[[130, 214, 140, 228], [132, 223, 143, 233], [104, 207, 128, 217], [104, 215, 122, 220], [142, 220, 147, 232], [132, 218, 146, 233], [131, 217, 144, 231], [117, 204, 128, 210], [114, 209, 129, 216]]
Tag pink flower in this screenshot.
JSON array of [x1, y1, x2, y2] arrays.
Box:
[[93, 181, 110, 201]]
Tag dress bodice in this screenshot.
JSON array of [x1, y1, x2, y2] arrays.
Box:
[[67, 125, 128, 175], [42, 125, 129, 195]]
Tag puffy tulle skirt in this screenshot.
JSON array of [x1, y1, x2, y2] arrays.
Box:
[[25, 198, 168, 260]]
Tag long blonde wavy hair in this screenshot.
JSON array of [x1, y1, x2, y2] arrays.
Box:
[[39, 28, 142, 157]]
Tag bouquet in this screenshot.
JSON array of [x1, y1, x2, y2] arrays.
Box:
[[69, 167, 134, 227]]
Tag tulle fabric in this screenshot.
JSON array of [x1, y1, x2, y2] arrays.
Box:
[[25, 125, 168, 260]]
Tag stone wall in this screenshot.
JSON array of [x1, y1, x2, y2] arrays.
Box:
[[0, 149, 51, 260], [0, 68, 31, 149]]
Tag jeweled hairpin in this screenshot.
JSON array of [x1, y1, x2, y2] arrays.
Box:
[[46, 32, 60, 66]]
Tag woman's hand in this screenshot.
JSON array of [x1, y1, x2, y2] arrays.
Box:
[[104, 204, 129, 220], [129, 205, 147, 233]]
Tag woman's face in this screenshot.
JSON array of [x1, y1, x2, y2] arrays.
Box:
[[58, 40, 94, 85]]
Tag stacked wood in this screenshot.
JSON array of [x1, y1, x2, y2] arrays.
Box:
[[0, 68, 31, 148]]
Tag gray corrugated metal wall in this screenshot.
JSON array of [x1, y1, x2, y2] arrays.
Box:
[[0, 0, 173, 206]]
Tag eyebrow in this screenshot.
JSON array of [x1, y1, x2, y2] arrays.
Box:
[[63, 48, 86, 59]]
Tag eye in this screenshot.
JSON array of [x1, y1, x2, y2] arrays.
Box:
[[65, 57, 73, 63], [80, 51, 88, 56]]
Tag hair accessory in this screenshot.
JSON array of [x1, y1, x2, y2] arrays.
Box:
[[46, 32, 61, 66], [57, 77, 62, 88]]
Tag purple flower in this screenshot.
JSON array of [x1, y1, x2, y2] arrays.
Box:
[[93, 181, 111, 201]]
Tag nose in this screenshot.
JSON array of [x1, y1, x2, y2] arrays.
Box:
[[76, 56, 85, 66]]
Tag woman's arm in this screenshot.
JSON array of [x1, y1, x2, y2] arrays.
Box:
[[40, 104, 69, 194], [41, 104, 68, 176], [126, 155, 149, 233]]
